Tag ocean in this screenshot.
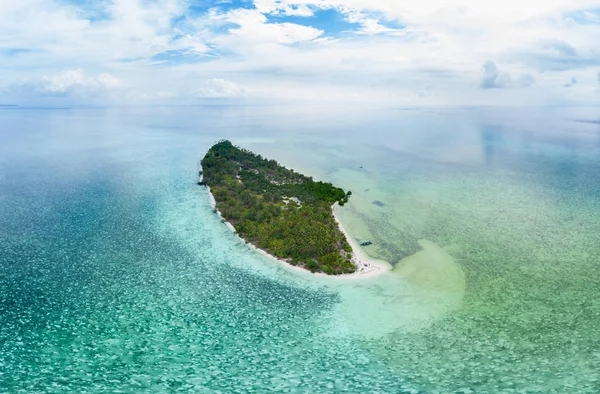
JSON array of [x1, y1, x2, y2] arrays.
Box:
[[1, 104, 599, 392]]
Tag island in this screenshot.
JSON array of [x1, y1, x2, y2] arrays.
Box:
[[200, 140, 357, 275]]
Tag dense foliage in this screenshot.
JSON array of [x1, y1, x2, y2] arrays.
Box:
[[201, 140, 355, 274]]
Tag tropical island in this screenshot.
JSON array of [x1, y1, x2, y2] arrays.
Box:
[[200, 140, 357, 275]]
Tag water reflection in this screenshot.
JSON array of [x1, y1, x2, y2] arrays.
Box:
[[480, 124, 503, 167], [259, 105, 600, 391], [1, 105, 600, 392]]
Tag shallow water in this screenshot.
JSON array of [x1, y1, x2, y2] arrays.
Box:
[[1, 104, 599, 392]]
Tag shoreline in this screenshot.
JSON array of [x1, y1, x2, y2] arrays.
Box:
[[331, 203, 391, 278], [203, 182, 389, 279]]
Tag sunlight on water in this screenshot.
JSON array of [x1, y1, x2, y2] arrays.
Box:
[[1, 105, 599, 392]]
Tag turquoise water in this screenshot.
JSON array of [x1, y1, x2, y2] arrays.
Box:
[[1, 105, 599, 392]]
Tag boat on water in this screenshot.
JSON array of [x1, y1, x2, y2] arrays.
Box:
[[360, 241, 373, 246]]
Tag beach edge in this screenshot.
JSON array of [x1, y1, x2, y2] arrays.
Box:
[[202, 177, 389, 279]]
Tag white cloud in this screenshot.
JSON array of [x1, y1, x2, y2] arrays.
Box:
[[39, 69, 123, 94], [196, 78, 246, 98], [282, 5, 315, 17], [253, 0, 280, 14], [170, 34, 211, 55], [257, 0, 600, 22], [2, 0, 600, 104], [40, 69, 88, 94], [5, 69, 128, 100], [211, 8, 323, 44]]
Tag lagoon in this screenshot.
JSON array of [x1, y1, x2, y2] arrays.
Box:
[[1, 104, 599, 392]]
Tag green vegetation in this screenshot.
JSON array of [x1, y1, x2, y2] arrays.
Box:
[[201, 140, 355, 274]]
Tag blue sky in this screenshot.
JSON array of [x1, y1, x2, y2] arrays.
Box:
[[1, 0, 600, 105]]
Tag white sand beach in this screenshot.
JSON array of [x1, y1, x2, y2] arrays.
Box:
[[204, 184, 389, 279]]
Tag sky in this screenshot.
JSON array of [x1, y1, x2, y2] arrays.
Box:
[[2, 0, 600, 105]]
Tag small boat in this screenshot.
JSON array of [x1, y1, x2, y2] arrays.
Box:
[[360, 241, 373, 246]]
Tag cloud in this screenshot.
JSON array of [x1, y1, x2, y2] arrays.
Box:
[[480, 61, 511, 89], [211, 8, 324, 44], [514, 39, 600, 72], [480, 62, 535, 89], [0, 69, 133, 103], [518, 74, 535, 88], [196, 78, 245, 98], [282, 5, 315, 17], [564, 76, 578, 87], [597, 71, 600, 85], [24, 69, 124, 97], [340, 9, 404, 35], [543, 40, 578, 57], [2, 0, 600, 104]]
